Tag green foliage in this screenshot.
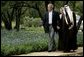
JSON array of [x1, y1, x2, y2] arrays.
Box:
[[1, 1, 83, 30], [22, 16, 42, 27], [77, 32, 83, 46], [1, 29, 48, 56], [1, 28, 83, 56], [1, 1, 83, 56], [1, 1, 83, 19], [68, 1, 83, 15]]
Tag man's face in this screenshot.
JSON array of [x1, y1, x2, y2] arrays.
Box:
[[47, 4, 53, 12]]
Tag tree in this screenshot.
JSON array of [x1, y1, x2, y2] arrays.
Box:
[[1, 1, 83, 32], [1, 1, 28, 31], [14, 1, 22, 31], [1, 1, 15, 30]]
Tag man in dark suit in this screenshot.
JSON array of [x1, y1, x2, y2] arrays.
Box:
[[42, 3, 60, 52]]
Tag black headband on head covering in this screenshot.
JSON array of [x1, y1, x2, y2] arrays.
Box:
[[64, 1, 69, 5]]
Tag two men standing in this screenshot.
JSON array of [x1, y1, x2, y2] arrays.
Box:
[[43, 3, 78, 52]]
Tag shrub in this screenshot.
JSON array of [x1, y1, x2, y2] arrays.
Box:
[[23, 16, 42, 27], [1, 29, 83, 56]]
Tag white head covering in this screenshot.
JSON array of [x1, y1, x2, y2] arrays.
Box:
[[60, 5, 74, 24], [64, 5, 74, 23], [60, 6, 69, 24], [59, 5, 75, 29]]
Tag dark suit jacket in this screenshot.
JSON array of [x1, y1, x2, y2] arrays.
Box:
[[42, 11, 60, 33]]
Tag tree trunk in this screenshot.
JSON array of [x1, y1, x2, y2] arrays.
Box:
[[15, 7, 20, 31], [77, 15, 83, 33], [2, 12, 12, 30], [14, 2, 22, 31], [7, 11, 12, 30]]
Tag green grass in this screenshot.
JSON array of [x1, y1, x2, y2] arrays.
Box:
[[1, 27, 83, 56], [77, 32, 83, 46], [1, 28, 48, 56]]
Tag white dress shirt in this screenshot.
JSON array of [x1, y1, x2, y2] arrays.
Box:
[[49, 11, 53, 24]]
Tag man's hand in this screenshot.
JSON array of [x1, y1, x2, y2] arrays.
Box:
[[57, 26, 60, 29], [68, 22, 74, 30], [68, 27, 72, 30], [68, 25, 73, 30]]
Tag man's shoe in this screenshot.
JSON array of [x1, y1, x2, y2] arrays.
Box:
[[48, 50, 52, 52], [63, 50, 70, 53], [48, 49, 56, 52], [52, 49, 56, 52]]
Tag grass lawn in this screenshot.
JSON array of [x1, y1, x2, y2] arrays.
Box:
[[1, 27, 83, 56]]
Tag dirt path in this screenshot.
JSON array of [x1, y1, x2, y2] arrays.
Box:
[[13, 47, 83, 56]]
